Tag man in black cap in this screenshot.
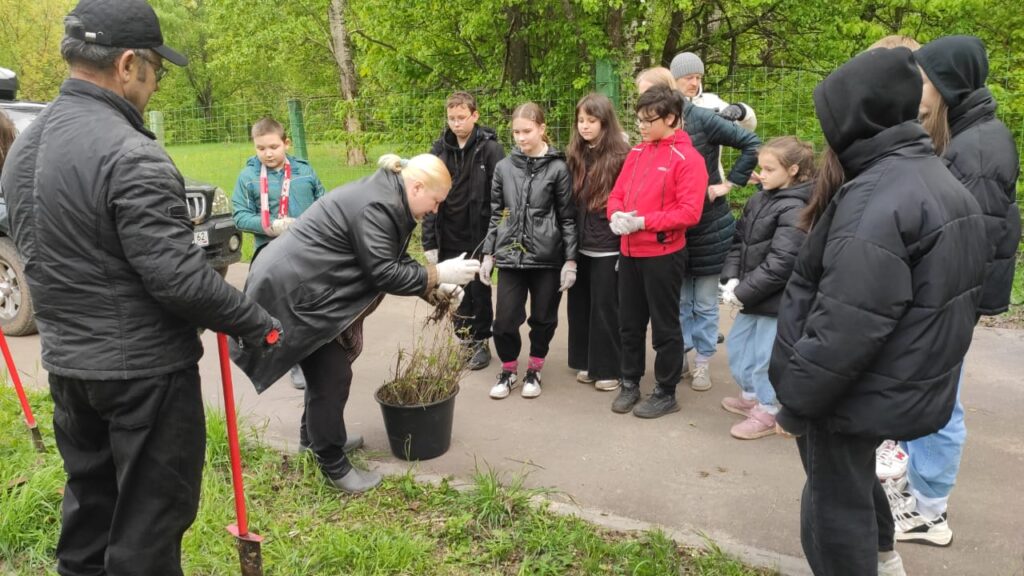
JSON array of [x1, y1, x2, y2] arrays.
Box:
[[0, 1, 281, 575]]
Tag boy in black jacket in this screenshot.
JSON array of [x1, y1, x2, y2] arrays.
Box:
[[423, 92, 505, 369]]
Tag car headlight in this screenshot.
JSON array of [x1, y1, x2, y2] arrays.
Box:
[[211, 187, 232, 216]]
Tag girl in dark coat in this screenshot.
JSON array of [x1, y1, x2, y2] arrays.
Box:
[[480, 103, 578, 400], [886, 35, 1021, 548], [770, 48, 989, 575], [565, 93, 630, 392], [719, 136, 814, 440]]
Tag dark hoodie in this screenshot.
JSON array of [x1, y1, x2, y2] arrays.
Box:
[[916, 36, 1021, 315], [769, 48, 989, 439], [721, 180, 812, 317], [424, 124, 505, 254]]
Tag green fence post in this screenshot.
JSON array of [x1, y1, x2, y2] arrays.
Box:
[[287, 98, 309, 161], [148, 110, 164, 146], [595, 58, 620, 108]]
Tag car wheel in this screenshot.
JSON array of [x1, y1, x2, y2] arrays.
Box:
[[0, 237, 37, 336]]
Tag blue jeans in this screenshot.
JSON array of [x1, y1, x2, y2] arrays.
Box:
[[680, 274, 719, 360], [901, 364, 966, 500], [725, 313, 778, 406]]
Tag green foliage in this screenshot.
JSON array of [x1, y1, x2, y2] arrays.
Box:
[[1, 387, 772, 575]]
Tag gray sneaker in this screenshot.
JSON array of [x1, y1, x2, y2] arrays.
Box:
[[611, 381, 641, 413], [632, 388, 680, 419], [690, 362, 712, 391], [328, 467, 382, 494], [290, 365, 306, 390]]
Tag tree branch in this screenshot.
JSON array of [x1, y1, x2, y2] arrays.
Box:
[[351, 29, 456, 88]]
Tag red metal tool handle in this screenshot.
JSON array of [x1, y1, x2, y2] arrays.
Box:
[[0, 328, 37, 428], [217, 333, 249, 537]]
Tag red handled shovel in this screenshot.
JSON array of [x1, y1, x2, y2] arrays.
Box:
[[0, 327, 45, 452], [217, 333, 265, 576]]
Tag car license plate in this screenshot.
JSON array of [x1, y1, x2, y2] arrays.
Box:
[[193, 231, 210, 247]]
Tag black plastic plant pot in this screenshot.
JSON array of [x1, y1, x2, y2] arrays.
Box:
[[375, 385, 458, 461]]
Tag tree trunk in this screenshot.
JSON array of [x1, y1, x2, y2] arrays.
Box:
[[504, 6, 530, 87], [328, 0, 365, 166], [660, 9, 686, 67]]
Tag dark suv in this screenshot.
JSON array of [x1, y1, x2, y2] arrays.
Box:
[[0, 94, 242, 336]]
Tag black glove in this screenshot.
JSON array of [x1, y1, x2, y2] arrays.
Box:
[[718, 103, 746, 122]]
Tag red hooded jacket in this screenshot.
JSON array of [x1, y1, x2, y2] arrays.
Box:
[[607, 129, 708, 257]]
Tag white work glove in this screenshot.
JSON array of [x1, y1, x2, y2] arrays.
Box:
[[708, 182, 734, 200], [269, 217, 295, 236], [478, 255, 494, 287], [435, 252, 480, 285], [719, 278, 741, 306], [610, 210, 644, 235], [424, 249, 439, 265], [433, 283, 464, 306], [559, 260, 577, 292]]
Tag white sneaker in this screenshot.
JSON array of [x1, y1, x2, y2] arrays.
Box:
[[883, 477, 915, 517], [594, 379, 620, 391], [877, 551, 907, 576], [876, 440, 909, 480], [576, 370, 595, 384], [489, 371, 517, 399], [521, 369, 542, 398], [895, 508, 953, 547], [690, 362, 712, 391]]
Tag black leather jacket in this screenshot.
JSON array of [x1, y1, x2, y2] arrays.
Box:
[[1, 79, 273, 380], [231, 169, 435, 391], [483, 147, 578, 269]]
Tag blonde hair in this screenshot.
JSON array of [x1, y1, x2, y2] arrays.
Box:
[[636, 67, 676, 92], [868, 35, 921, 50], [378, 153, 451, 191]]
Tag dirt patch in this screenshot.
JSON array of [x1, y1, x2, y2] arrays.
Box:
[[979, 305, 1024, 329]]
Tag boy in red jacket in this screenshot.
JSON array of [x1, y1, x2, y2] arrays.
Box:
[[607, 85, 708, 418]]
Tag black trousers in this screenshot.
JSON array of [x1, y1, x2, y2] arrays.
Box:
[[440, 248, 493, 341], [618, 251, 685, 394], [299, 339, 354, 479], [796, 422, 895, 576], [492, 267, 562, 362], [567, 254, 621, 380], [49, 366, 205, 576]]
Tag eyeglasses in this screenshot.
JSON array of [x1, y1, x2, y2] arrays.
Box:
[[447, 116, 471, 125], [134, 50, 167, 83], [636, 116, 662, 129]]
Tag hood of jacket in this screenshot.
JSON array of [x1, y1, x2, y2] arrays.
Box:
[[915, 35, 988, 110], [771, 179, 814, 203], [814, 48, 921, 156], [508, 145, 566, 170], [437, 124, 499, 153], [948, 86, 997, 137]]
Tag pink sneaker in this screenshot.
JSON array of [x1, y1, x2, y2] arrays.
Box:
[[730, 406, 777, 440], [721, 396, 757, 417]]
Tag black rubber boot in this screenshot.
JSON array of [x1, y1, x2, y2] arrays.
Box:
[[611, 380, 641, 414], [632, 387, 680, 419]]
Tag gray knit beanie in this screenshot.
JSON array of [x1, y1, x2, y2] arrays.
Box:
[[670, 52, 704, 78]]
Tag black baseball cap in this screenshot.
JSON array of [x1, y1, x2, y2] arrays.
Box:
[[66, 0, 188, 67]]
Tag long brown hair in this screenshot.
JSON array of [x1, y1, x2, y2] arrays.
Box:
[[511, 102, 551, 144], [760, 136, 817, 185], [567, 93, 630, 212], [800, 146, 844, 231], [0, 112, 15, 172], [920, 98, 951, 157]]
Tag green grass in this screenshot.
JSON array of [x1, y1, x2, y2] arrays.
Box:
[[1, 386, 773, 576]]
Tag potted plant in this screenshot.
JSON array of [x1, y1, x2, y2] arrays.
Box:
[[375, 302, 470, 461]]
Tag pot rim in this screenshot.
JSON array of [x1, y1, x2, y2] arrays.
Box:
[[374, 382, 460, 409]]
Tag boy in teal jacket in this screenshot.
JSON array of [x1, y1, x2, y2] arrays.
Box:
[[233, 116, 326, 388]]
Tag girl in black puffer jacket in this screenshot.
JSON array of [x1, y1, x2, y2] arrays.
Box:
[[481, 103, 578, 400], [719, 136, 814, 441]]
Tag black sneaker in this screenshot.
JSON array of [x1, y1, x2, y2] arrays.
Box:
[[489, 370, 517, 399], [611, 381, 641, 413], [632, 388, 680, 419], [467, 340, 492, 371]]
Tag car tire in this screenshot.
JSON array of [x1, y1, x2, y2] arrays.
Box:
[[0, 237, 37, 336]]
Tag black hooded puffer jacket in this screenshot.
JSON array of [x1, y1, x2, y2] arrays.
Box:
[[769, 48, 989, 440], [915, 35, 1021, 316]]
